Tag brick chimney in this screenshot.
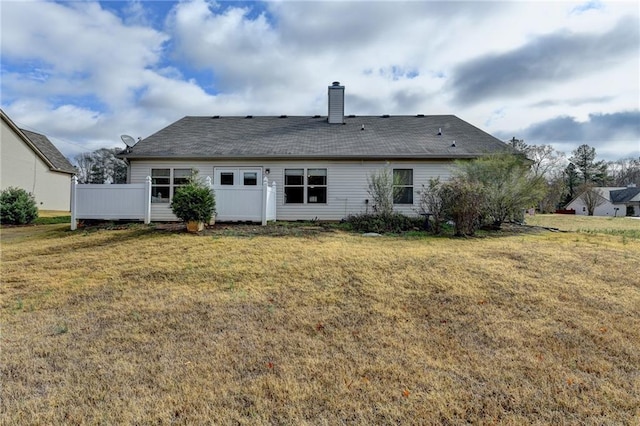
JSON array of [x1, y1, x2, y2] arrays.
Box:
[[328, 81, 344, 124]]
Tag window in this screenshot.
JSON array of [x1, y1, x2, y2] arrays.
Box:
[[284, 169, 304, 204], [220, 172, 234, 185], [151, 168, 193, 203], [173, 169, 191, 186], [393, 169, 413, 204], [243, 172, 258, 186], [151, 169, 170, 203], [284, 168, 327, 204], [307, 168, 327, 203]]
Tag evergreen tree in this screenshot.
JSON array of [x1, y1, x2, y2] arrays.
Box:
[[563, 163, 580, 204], [569, 144, 607, 184]]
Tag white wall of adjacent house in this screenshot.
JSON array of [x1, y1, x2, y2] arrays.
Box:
[[565, 188, 627, 217], [128, 159, 455, 221], [1, 119, 71, 211]]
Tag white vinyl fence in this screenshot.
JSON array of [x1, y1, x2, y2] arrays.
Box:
[[70, 176, 276, 230]]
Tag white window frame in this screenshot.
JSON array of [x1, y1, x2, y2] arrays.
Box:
[[393, 168, 413, 205], [214, 168, 262, 187], [151, 168, 193, 203], [284, 168, 328, 205]]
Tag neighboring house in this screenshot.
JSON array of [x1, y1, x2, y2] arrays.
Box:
[[119, 82, 509, 221], [565, 186, 640, 217], [1, 109, 76, 211]]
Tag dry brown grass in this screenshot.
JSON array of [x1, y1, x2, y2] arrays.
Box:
[[1, 221, 639, 425], [526, 213, 640, 235]]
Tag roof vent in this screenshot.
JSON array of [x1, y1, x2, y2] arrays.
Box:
[[438, 128, 442, 135], [361, 124, 365, 130], [279, 115, 288, 118], [451, 140, 456, 147], [245, 115, 253, 119], [212, 115, 220, 119], [348, 114, 356, 118], [416, 114, 425, 117], [381, 114, 390, 118], [332, 81, 341, 86], [313, 114, 321, 118]]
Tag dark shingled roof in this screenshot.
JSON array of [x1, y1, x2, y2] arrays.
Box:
[[121, 115, 508, 160], [610, 187, 640, 203], [20, 129, 76, 174]]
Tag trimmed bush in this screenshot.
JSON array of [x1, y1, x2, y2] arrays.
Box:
[[170, 180, 216, 224], [1, 187, 39, 225]]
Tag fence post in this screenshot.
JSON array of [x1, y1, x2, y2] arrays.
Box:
[[70, 176, 78, 230], [262, 176, 269, 226], [271, 181, 277, 222], [144, 176, 152, 224]]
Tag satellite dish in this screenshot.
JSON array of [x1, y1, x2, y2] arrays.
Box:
[[120, 134, 137, 147]]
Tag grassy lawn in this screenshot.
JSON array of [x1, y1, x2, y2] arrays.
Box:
[[1, 219, 639, 424], [526, 213, 640, 238]]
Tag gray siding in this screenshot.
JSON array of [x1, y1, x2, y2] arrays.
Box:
[[129, 159, 454, 221]]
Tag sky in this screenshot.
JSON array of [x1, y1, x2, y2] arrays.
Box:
[[1, 0, 639, 162]]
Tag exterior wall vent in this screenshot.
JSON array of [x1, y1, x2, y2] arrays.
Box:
[[328, 81, 345, 124]]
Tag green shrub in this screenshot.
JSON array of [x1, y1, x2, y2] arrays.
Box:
[[346, 213, 423, 234], [170, 179, 216, 223], [1, 187, 39, 225]]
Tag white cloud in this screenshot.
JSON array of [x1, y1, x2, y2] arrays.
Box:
[[1, 0, 638, 162]]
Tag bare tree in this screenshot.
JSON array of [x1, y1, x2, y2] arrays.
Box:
[[417, 178, 445, 234], [579, 183, 606, 216], [608, 157, 640, 186], [74, 148, 127, 184], [367, 167, 394, 216], [528, 144, 566, 179]]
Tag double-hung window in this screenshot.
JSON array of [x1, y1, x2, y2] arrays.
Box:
[[151, 168, 192, 203], [307, 168, 327, 203], [151, 169, 171, 203], [393, 169, 413, 204], [284, 169, 305, 204], [284, 168, 327, 204]]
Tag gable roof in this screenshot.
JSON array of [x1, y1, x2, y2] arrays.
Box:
[[610, 187, 640, 203], [1, 109, 75, 174], [121, 115, 508, 160], [565, 186, 640, 209], [20, 129, 76, 174]]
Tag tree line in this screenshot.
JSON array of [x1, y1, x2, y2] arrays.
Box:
[[506, 139, 639, 212], [73, 148, 127, 184]]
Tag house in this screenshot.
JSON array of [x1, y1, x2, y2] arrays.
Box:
[[118, 82, 509, 221], [1, 109, 76, 211], [565, 185, 640, 217]]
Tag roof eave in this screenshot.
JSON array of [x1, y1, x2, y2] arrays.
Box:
[[122, 153, 486, 161]]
